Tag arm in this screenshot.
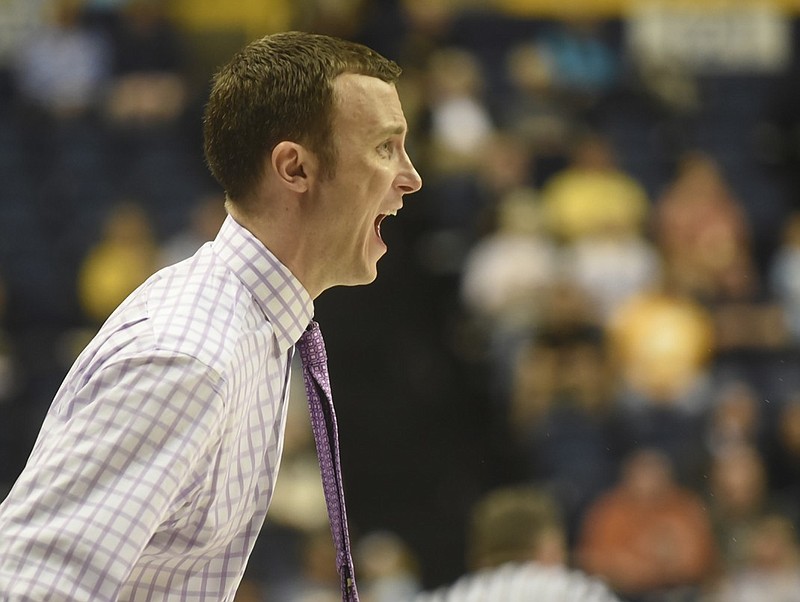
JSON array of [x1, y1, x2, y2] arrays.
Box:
[[0, 351, 225, 600]]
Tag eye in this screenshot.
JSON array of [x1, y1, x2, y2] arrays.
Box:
[[377, 140, 394, 157]]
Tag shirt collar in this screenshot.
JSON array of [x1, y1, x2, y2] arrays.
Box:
[[213, 215, 314, 353]]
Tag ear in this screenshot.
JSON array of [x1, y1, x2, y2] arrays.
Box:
[[270, 141, 316, 193]]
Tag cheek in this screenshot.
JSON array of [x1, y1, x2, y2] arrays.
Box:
[[328, 163, 393, 225]]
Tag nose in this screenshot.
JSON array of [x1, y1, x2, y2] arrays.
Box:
[[396, 151, 423, 194]]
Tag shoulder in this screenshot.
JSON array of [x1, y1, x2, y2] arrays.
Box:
[[415, 563, 621, 602], [103, 244, 275, 374]]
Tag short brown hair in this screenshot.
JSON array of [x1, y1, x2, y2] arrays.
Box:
[[468, 486, 563, 570], [203, 31, 402, 205]]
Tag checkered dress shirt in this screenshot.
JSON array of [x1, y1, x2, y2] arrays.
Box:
[[0, 216, 313, 601]]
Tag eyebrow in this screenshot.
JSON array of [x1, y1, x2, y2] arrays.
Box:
[[379, 124, 406, 138]]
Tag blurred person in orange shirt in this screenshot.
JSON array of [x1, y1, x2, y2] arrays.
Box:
[[577, 448, 718, 601]]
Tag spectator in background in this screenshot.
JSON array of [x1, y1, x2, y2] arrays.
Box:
[[653, 151, 787, 352], [77, 200, 158, 325], [561, 202, 662, 322], [535, 18, 619, 114], [543, 129, 661, 326], [0, 0, 47, 100], [577, 448, 717, 601], [11, 0, 112, 118], [706, 443, 786, 573], [540, 132, 649, 244], [499, 41, 574, 183], [423, 47, 494, 175], [509, 331, 561, 432], [607, 273, 715, 412], [483, 275, 598, 438], [605, 273, 714, 478], [460, 187, 557, 335], [414, 485, 622, 601], [704, 381, 765, 457], [419, 130, 538, 281], [712, 513, 800, 602], [412, 52, 501, 273], [103, 0, 188, 127], [512, 327, 623, 545], [355, 530, 423, 602], [652, 151, 753, 303], [395, 0, 460, 69]]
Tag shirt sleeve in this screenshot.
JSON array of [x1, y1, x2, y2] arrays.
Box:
[[0, 350, 226, 601]]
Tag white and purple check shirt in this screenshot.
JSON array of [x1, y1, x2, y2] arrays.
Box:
[[0, 216, 313, 601]]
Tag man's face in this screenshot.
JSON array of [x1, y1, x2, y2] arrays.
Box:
[[311, 73, 422, 287]]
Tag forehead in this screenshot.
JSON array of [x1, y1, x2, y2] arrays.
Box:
[[331, 73, 406, 138]]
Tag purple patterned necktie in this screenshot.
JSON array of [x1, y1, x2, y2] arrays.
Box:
[[296, 320, 359, 602]]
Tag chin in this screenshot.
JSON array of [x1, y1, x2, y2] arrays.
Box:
[[350, 269, 379, 286], [345, 261, 380, 287]]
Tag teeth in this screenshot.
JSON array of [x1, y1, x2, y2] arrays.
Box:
[[385, 210, 397, 216]]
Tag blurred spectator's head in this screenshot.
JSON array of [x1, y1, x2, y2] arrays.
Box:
[[355, 530, 421, 595], [102, 201, 155, 245], [557, 331, 614, 410], [427, 47, 486, 101], [467, 486, 566, 570], [46, 0, 84, 28], [477, 133, 535, 195], [672, 151, 730, 200], [620, 448, 675, 501], [707, 380, 762, 449], [745, 514, 800, 571], [507, 43, 553, 95], [710, 443, 767, 519], [401, 0, 457, 38], [570, 132, 616, 171]]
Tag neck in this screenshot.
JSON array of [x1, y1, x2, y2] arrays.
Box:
[[226, 199, 327, 299]]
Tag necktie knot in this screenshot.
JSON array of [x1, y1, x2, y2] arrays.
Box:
[[297, 320, 327, 368]]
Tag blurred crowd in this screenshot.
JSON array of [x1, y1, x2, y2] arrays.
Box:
[[2, 0, 800, 601]]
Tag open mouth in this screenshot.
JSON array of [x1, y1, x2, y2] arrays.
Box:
[[374, 210, 397, 242]]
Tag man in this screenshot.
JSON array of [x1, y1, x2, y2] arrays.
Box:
[[0, 31, 422, 600], [576, 448, 717, 600], [413, 486, 621, 602]]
